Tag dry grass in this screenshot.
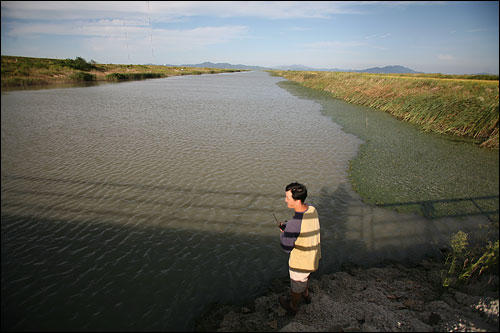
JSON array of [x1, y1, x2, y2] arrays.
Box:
[[270, 70, 499, 149], [1, 55, 243, 87]]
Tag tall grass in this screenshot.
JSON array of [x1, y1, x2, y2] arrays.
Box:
[[270, 71, 499, 149]]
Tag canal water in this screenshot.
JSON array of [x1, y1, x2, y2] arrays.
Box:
[[1, 71, 497, 331]]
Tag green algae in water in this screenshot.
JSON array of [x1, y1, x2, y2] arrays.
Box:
[[278, 81, 499, 220]]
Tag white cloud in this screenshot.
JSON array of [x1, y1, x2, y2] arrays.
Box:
[[1, 1, 361, 21], [5, 18, 247, 42], [82, 25, 249, 57], [467, 29, 487, 33], [1, 1, 355, 49], [438, 54, 455, 61], [365, 33, 392, 39], [300, 40, 366, 49], [5, 19, 146, 38], [1, 1, 147, 20], [154, 26, 249, 48], [284, 26, 312, 32]]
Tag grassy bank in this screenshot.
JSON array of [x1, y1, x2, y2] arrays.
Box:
[[269, 70, 499, 149], [1, 55, 243, 88]]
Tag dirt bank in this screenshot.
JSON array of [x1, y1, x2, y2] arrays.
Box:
[[195, 260, 499, 332]]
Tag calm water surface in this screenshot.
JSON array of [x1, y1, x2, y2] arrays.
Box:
[[1, 71, 496, 331]]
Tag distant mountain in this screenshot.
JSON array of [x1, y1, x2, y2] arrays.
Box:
[[163, 62, 268, 71], [275, 64, 423, 74], [274, 64, 318, 71], [358, 65, 423, 74], [159, 61, 423, 74]]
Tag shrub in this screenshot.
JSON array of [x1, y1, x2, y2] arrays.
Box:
[[70, 72, 96, 81], [442, 230, 499, 288], [105, 73, 126, 81], [105, 72, 163, 81], [60, 57, 98, 71]]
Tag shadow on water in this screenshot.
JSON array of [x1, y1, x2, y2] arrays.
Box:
[[2, 174, 281, 215], [1, 80, 114, 93], [377, 195, 499, 222], [1, 211, 284, 332], [312, 184, 498, 276], [2, 173, 285, 331], [2, 174, 498, 331]]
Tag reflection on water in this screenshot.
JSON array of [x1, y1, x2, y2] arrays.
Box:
[[1, 80, 109, 92], [1, 71, 497, 331]]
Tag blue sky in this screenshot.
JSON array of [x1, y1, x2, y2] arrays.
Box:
[[1, 1, 498, 74]]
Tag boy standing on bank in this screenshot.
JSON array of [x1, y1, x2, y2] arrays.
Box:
[[279, 182, 321, 315]]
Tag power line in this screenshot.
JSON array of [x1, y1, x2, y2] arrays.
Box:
[[147, 1, 154, 58], [123, 19, 130, 61]]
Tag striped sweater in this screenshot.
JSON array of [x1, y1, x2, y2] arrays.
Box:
[[280, 205, 321, 272]]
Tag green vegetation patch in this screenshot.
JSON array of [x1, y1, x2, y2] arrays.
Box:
[[442, 230, 499, 289], [277, 80, 499, 220], [105, 72, 163, 81], [58, 56, 101, 71], [70, 72, 96, 82]]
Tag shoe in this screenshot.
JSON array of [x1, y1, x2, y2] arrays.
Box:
[[279, 296, 297, 315]]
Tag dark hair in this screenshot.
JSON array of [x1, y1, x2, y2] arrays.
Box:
[[285, 182, 307, 203]]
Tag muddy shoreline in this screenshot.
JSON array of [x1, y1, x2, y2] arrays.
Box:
[[195, 259, 499, 332]]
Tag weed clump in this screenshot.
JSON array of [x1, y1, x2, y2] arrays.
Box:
[[441, 230, 499, 290]]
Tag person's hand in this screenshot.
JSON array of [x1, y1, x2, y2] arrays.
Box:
[[279, 221, 286, 232]]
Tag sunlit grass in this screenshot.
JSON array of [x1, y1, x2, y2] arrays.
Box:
[[1, 55, 244, 87], [270, 70, 499, 149]]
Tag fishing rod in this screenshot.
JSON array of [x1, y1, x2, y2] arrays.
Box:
[[272, 197, 286, 230]]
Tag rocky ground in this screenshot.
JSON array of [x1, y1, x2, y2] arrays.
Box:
[[194, 260, 499, 332]]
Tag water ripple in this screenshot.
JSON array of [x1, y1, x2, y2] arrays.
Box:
[[2, 71, 492, 332]]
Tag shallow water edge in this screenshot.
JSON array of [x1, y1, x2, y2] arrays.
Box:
[[277, 80, 499, 221]]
